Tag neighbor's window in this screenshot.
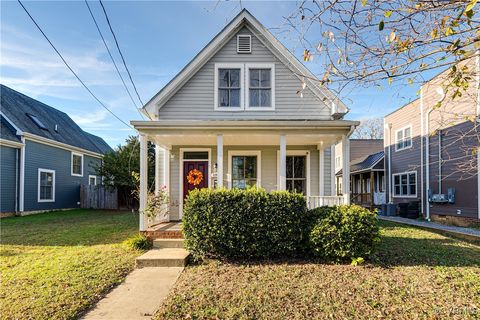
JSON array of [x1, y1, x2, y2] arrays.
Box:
[[71, 153, 83, 176], [249, 68, 271, 107], [89, 175, 97, 186], [286, 156, 306, 194], [396, 126, 412, 151], [218, 68, 241, 107], [232, 155, 257, 189], [393, 172, 416, 197], [38, 169, 55, 202]]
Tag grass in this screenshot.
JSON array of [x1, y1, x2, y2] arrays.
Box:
[[0, 209, 141, 320], [156, 221, 480, 320]]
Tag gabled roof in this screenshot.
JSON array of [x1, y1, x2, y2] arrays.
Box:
[[0, 115, 21, 143], [336, 151, 384, 176], [143, 9, 348, 118], [0, 84, 112, 155]]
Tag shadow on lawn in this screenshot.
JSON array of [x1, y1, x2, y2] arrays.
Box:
[[1, 210, 139, 247]]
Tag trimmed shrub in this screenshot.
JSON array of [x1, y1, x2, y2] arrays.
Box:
[[123, 234, 151, 250], [182, 188, 308, 260], [308, 205, 380, 261]]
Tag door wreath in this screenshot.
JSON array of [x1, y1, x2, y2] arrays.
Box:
[[187, 168, 203, 186]]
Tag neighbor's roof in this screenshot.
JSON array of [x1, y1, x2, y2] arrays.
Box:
[[0, 84, 112, 154], [143, 9, 348, 118], [336, 150, 384, 176]]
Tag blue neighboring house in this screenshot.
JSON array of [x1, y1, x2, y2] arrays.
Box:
[[0, 84, 113, 214]]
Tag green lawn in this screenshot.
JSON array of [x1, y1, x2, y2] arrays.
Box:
[[1, 209, 141, 320], [156, 221, 480, 320]]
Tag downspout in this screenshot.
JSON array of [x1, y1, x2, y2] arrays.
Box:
[[387, 123, 393, 203], [15, 148, 18, 212], [476, 52, 480, 219], [438, 130, 442, 193], [425, 107, 434, 221], [420, 87, 424, 215], [19, 136, 25, 213]]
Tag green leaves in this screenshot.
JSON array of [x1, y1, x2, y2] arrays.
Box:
[[384, 11, 393, 18]]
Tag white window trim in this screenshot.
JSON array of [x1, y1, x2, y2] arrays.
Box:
[[395, 125, 413, 152], [38, 168, 55, 203], [178, 148, 212, 219], [245, 63, 275, 111], [227, 150, 262, 189], [71, 152, 84, 177], [276, 150, 310, 197], [214, 63, 244, 111], [392, 171, 417, 198], [88, 175, 97, 186]]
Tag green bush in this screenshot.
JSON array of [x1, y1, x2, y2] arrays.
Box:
[[182, 188, 308, 260], [308, 205, 379, 261], [123, 234, 151, 250]]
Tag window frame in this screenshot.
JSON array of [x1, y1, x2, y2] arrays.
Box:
[[227, 150, 261, 189], [71, 152, 84, 177], [214, 63, 244, 111], [38, 168, 55, 202], [88, 175, 97, 186], [276, 150, 310, 197], [245, 63, 275, 110], [392, 171, 417, 198], [395, 125, 413, 151]]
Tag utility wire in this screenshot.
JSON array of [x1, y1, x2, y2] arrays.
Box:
[[84, 0, 145, 120], [98, 0, 145, 108], [17, 0, 133, 129]]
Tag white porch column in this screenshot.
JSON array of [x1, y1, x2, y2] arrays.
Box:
[[154, 144, 162, 195], [217, 134, 223, 188], [318, 144, 325, 196], [139, 134, 148, 231], [341, 135, 350, 204], [279, 134, 287, 190], [163, 147, 170, 191], [330, 145, 336, 196]]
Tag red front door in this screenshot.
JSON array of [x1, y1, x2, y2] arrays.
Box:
[[183, 161, 209, 199]]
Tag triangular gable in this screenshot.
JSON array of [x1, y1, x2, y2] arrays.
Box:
[[143, 9, 348, 118]]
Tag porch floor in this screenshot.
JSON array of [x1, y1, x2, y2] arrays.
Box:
[[143, 222, 183, 239]]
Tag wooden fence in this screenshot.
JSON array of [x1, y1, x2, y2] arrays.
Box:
[[80, 185, 118, 210]]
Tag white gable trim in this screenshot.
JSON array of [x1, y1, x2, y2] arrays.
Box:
[[143, 9, 348, 117]]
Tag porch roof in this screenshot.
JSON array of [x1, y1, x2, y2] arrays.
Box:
[[131, 119, 358, 147], [336, 150, 384, 176]]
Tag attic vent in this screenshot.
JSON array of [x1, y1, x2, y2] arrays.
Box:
[[237, 35, 251, 53]]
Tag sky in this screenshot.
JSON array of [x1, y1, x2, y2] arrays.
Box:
[[1, 0, 425, 147]]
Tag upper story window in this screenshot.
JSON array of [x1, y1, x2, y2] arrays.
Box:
[[71, 152, 83, 176], [218, 69, 241, 108], [214, 63, 274, 111], [395, 125, 412, 151]]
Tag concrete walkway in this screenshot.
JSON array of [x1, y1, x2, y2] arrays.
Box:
[[82, 267, 183, 320], [379, 216, 480, 242]]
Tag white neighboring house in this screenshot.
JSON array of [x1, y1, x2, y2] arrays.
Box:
[[133, 9, 358, 230]]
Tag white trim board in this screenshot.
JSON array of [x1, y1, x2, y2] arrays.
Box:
[[0, 138, 24, 148], [178, 148, 212, 219], [37, 168, 55, 203], [395, 125, 413, 152], [214, 63, 245, 111], [88, 175, 97, 186], [24, 133, 104, 158], [227, 150, 262, 189]]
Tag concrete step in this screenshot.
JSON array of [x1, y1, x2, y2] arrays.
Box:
[[153, 238, 185, 249], [135, 248, 190, 268]]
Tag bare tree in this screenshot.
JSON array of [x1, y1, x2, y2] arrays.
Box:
[[351, 117, 384, 139]]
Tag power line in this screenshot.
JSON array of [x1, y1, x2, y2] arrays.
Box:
[[84, 0, 145, 120], [17, 0, 133, 129], [98, 0, 145, 108]]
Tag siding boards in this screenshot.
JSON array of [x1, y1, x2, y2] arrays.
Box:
[[23, 140, 102, 211], [158, 27, 331, 120], [1, 146, 18, 212]]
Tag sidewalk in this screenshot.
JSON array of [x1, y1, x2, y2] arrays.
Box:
[[81, 267, 183, 320], [379, 216, 480, 243]]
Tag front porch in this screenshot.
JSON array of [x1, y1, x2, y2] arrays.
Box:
[[133, 120, 356, 230]]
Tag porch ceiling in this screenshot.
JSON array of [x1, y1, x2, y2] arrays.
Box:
[[131, 119, 358, 148]]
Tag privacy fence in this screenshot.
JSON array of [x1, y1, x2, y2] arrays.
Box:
[[80, 185, 118, 210]]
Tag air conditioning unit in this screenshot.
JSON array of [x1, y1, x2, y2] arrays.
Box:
[[428, 187, 455, 204], [430, 193, 448, 203]]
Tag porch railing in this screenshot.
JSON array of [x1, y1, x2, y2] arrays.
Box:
[[307, 196, 345, 209]]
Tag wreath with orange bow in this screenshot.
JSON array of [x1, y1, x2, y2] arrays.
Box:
[[187, 169, 203, 186]]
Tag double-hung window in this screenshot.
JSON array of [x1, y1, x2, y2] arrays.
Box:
[[38, 169, 55, 202], [395, 126, 412, 151], [393, 172, 416, 197], [229, 151, 261, 189], [286, 155, 307, 194], [71, 152, 83, 176], [248, 68, 272, 108], [218, 68, 241, 108]]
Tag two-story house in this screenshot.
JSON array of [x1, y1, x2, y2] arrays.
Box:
[[384, 56, 479, 226], [132, 10, 358, 230], [0, 85, 112, 215]]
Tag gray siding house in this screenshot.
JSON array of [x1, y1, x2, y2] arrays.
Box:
[[0, 85, 112, 214], [132, 10, 358, 230]]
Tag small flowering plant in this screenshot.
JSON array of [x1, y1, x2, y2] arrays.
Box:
[[132, 172, 170, 220]]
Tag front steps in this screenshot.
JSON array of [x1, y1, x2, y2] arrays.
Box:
[[136, 238, 190, 268]]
